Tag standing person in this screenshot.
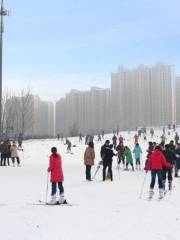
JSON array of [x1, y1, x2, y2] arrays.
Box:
[[89, 135, 94, 143], [101, 130, 104, 139], [116, 127, 119, 136], [10, 141, 21, 167], [134, 134, 139, 145], [18, 133, 23, 148], [47, 147, 66, 204], [65, 139, 72, 153], [102, 144, 116, 181], [124, 146, 134, 171], [150, 128, 154, 138], [79, 132, 83, 142], [175, 132, 179, 146], [85, 135, 89, 145], [97, 133, 102, 142], [0, 141, 9, 166], [84, 142, 95, 181], [133, 143, 142, 170], [60, 133, 64, 143], [163, 127, 166, 135], [6, 140, 11, 166], [112, 134, 117, 150], [116, 141, 125, 169], [57, 133, 60, 141], [162, 144, 176, 190], [145, 146, 173, 199], [175, 143, 180, 177], [119, 135, 124, 144]]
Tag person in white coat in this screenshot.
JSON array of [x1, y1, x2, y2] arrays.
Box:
[[10, 141, 21, 167]]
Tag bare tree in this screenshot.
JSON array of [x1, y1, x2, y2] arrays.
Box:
[[14, 87, 34, 136]]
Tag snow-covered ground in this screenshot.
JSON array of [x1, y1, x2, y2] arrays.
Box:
[[0, 130, 180, 240]]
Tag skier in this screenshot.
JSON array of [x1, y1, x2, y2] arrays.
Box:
[[133, 143, 142, 170], [112, 134, 117, 149], [57, 133, 60, 141], [124, 146, 134, 171], [60, 133, 64, 143], [150, 128, 154, 138], [18, 133, 23, 148], [116, 127, 119, 136], [101, 140, 110, 159], [175, 132, 179, 146], [116, 141, 125, 169], [160, 134, 166, 148], [65, 139, 72, 153], [84, 142, 95, 181], [162, 144, 176, 190], [47, 147, 66, 204], [102, 144, 116, 181], [101, 140, 111, 179], [119, 135, 124, 144], [101, 130, 105, 139], [97, 133, 102, 142], [85, 135, 89, 145], [169, 140, 175, 151], [175, 143, 180, 177], [173, 124, 176, 132], [145, 146, 173, 199], [10, 141, 22, 167], [134, 134, 139, 145]]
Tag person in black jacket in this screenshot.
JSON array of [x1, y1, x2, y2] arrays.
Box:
[[175, 143, 180, 177], [162, 144, 176, 190], [102, 144, 116, 181]]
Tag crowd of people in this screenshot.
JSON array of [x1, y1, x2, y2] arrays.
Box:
[[0, 140, 22, 167]]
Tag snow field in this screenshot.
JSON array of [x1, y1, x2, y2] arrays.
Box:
[[0, 130, 180, 240]]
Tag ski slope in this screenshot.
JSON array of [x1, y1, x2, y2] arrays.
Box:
[[0, 130, 180, 240]]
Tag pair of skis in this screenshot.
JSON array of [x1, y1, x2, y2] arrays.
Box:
[[27, 200, 77, 206]]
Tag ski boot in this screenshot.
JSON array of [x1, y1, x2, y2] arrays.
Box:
[[148, 188, 154, 200], [159, 189, 164, 199], [168, 180, 172, 191], [58, 193, 67, 204], [48, 195, 57, 205]]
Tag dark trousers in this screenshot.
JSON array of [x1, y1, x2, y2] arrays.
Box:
[[12, 157, 20, 165], [85, 165, 92, 180], [135, 158, 140, 165], [118, 156, 125, 165], [162, 168, 172, 181], [51, 182, 64, 196], [103, 163, 113, 181], [150, 170, 163, 189], [1, 154, 7, 166]]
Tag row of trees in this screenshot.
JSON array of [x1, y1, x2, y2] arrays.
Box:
[[1, 87, 34, 138]]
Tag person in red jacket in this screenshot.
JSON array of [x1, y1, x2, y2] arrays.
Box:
[[47, 147, 66, 204], [145, 145, 173, 199]]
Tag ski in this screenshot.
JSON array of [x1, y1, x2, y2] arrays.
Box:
[[27, 200, 77, 206]]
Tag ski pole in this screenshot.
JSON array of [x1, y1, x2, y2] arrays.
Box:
[[139, 172, 148, 199], [93, 165, 101, 179], [45, 172, 49, 203]]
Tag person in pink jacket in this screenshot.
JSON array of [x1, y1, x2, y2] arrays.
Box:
[[47, 147, 66, 204]]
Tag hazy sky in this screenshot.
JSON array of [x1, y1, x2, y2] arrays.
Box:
[[3, 0, 180, 100]]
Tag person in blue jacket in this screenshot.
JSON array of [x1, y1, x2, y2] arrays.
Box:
[[133, 143, 142, 170]]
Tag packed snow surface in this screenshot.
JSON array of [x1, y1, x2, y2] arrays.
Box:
[[0, 130, 180, 240]]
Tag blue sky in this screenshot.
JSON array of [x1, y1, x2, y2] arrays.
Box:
[[3, 0, 180, 100]]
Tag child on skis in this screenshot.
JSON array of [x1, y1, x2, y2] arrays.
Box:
[[145, 145, 173, 199], [133, 143, 142, 170], [47, 147, 66, 204], [124, 146, 134, 171]]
